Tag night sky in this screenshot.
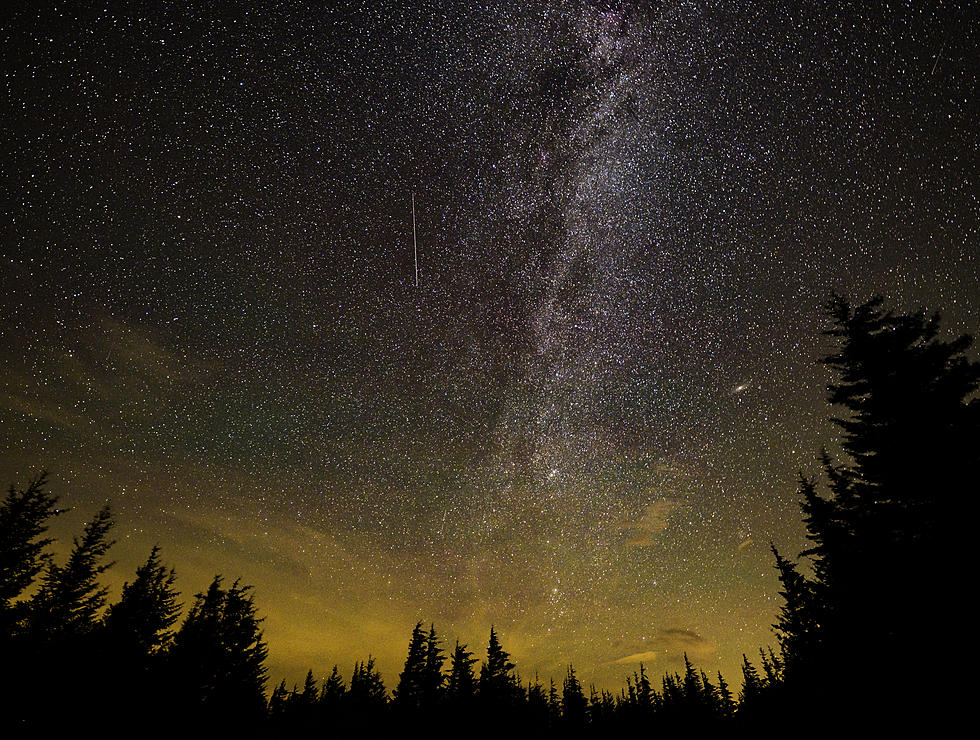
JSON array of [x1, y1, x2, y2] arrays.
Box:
[[2, 1, 976, 690]]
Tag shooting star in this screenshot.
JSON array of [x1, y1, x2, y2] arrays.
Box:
[[412, 193, 419, 288], [930, 38, 946, 75]]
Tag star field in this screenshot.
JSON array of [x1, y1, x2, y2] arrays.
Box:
[[1, 1, 976, 689]]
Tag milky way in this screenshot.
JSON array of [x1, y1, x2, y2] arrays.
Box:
[[1, 1, 976, 689]]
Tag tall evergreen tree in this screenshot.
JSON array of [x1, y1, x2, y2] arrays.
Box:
[[738, 654, 762, 708], [526, 672, 549, 729], [547, 677, 561, 726], [635, 663, 653, 713], [681, 653, 702, 711], [347, 656, 387, 715], [321, 664, 346, 707], [102, 545, 180, 657], [317, 664, 347, 732], [168, 576, 269, 723], [394, 622, 428, 709], [0, 471, 60, 635], [700, 670, 719, 716], [446, 640, 478, 701], [479, 626, 516, 707], [770, 542, 817, 679], [269, 679, 290, 719], [561, 664, 587, 727], [28, 504, 114, 638], [300, 669, 319, 706], [716, 671, 735, 718], [95, 545, 181, 726], [772, 296, 978, 717], [422, 623, 446, 705]]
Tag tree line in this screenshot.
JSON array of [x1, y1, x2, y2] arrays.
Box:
[[1, 296, 974, 733]]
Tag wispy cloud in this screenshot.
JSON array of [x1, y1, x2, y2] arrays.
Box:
[[610, 628, 716, 665], [623, 498, 684, 547]]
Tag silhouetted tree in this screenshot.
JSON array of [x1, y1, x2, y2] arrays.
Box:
[[561, 664, 587, 727], [635, 663, 653, 714], [422, 624, 445, 706], [102, 545, 180, 657], [770, 542, 817, 680], [95, 545, 181, 725], [394, 622, 428, 710], [526, 672, 549, 729], [700, 670, 719, 716], [28, 504, 114, 639], [447, 640, 478, 701], [321, 664, 346, 706], [547, 677, 561, 726], [738, 654, 762, 709], [479, 626, 517, 709], [716, 671, 735, 718], [269, 679, 290, 718], [682, 653, 703, 712], [772, 296, 978, 718], [347, 656, 387, 718], [168, 576, 269, 724], [0, 471, 60, 636]]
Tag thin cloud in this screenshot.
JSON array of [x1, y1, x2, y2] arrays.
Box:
[[624, 498, 684, 547], [609, 627, 716, 666]]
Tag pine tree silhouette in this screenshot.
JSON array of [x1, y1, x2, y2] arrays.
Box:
[[97, 545, 181, 727], [770, 296, 978, 719], [0, 471, 60, 637], [102, 545, 180, 657], [447, 640, 478, 701], [321, 664, 346, 706], [28, 504, 114, 639], [315, 664, 346, 733], [394, 622, 428, 710], [347, 655, 387, 721], [269, 679, 290, 720], [547, 677, 561, 727], [738, 654, 763, 709], [422, 624, 446, 706], [168, 576, 269, 725], [479, 626, 517, 713], [716, 671, 735, 718], [561, 664, 586, 727]]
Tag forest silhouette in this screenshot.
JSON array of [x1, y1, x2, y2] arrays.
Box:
[[1, 296, 974, 735]]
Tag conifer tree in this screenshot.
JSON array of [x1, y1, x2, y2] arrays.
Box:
[[681, 653, 701, 710], [422, 623, 446, 705], [446, 640, 478, 701], [758, 647, 779, 687], [772, 296, 978, 716], [716, 671, 735, 718], [102, 545, 180, 657], [770, 542, 817, 678], [0, 471, 60, 635], [526, 672, 549, 728], [300, 669, 319, 705], [561, 664, 587, 727], [547, 677, 561, 726], [348, 656, 387, 713], [168, 576, 269, 722], [738, 654, 763, 708], [317, 664, 347, 731], [700, 670, 718, 716], [479, 626, 516, 706], [321, 664, 346, 706], [394, 622, 428, 709], [28, 504, 114, 638], [269, 679, 290, 718], [635, 663, 653, 712]]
